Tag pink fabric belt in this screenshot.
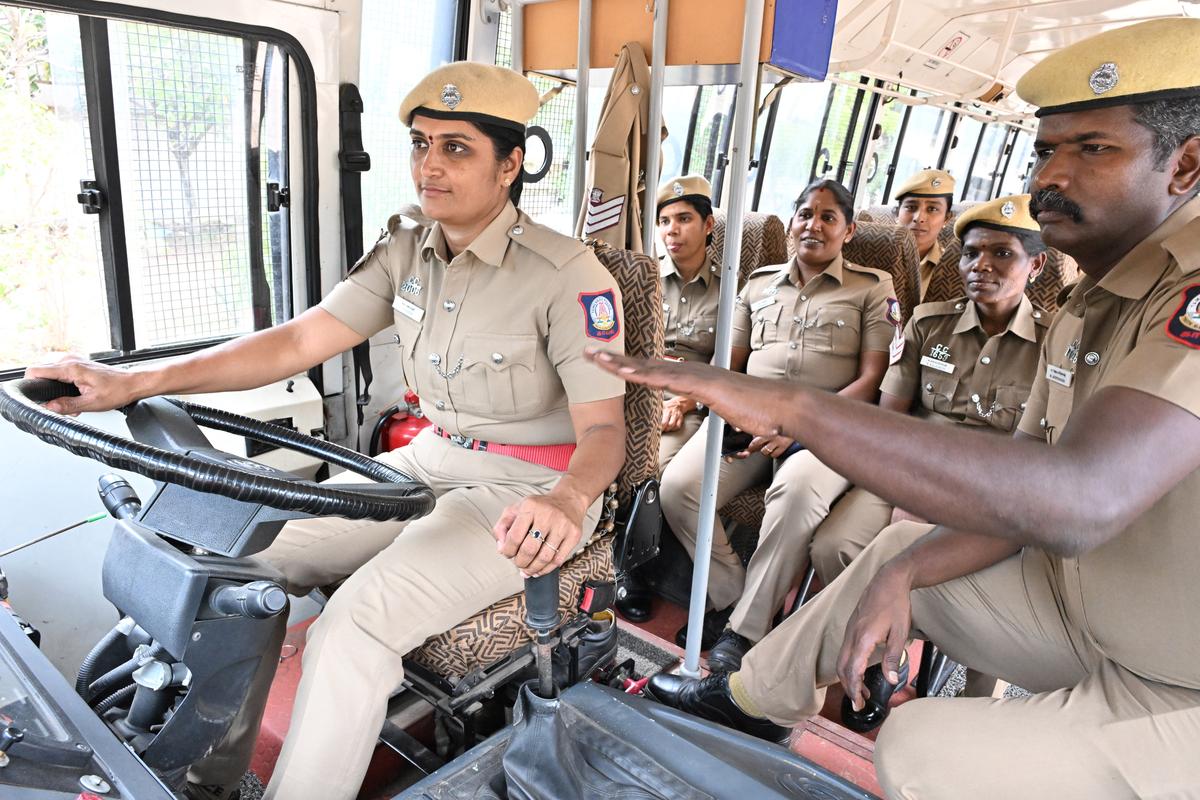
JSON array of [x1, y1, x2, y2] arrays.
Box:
[[431, 426, 576, 472]]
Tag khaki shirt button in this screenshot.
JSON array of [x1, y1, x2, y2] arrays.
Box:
[[1020, 402, 1027, 410], [1033, 310, 1042, 319], [680, 296, 688, 304], [800, 295, 808, 301], [708, 327, 714, 333], [1084, 351, 1101, 366], [955, 302, 964, 310], [511, 225, 524, 235], [630, 85, 641, 95], [1040, 417, 1047, 428], [443, 300, 456, 312], [392, 333, 401, 345], [924, 383, 933, 391], [980, 356, 991, 365], [793, 316, 802, 323], [789, 342, 798, 350], [971, 393, 981, 403], [836, 320, 845, 327], [429, 353, 441, 366], [492, 352, 504, 364], [435, 400, 446, 410]]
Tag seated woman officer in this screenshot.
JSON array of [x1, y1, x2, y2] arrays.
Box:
[[893, 168, 956, 300], [26, 62, 626, 800], [659, 179, 896, 672], [656, 174, 721, 474], [810, 194, 1050, 587]]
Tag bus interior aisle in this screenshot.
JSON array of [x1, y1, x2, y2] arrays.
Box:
[[0, 1, 1196, 799]]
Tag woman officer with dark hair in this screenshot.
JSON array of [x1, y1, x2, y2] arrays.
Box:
[[656, 178, 897, 672], [28, 62, 626, 800]]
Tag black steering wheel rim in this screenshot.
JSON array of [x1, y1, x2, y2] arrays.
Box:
[[0, 379, 435, 522]]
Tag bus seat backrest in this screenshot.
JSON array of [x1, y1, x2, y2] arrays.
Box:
[[857, 205, 897, 225], [840, 222, 921, 324], [709, 209, 789, 285]]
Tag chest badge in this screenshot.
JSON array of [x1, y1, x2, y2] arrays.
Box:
[[578, 289, 621, 341], [400, 275, 423, 296], [919, 343, 954, 374]]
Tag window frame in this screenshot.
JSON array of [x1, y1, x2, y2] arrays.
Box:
[[0, 0, 320, 382]]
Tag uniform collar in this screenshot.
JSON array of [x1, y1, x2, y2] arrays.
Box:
[[422, 202, 519, 267], [952, 294, 1040, 343], [921, 238, 944, 267], [660, 253, 716, 286], [1092, 195, 1200, 300], [788, 254, 845, 287]]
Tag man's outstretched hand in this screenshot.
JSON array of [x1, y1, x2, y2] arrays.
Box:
[[586, 348, 799, 441]]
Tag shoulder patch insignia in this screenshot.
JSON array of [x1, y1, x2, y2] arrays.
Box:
[[579, 289, 621, 341], [582, 191, 626, 236], [885, 297, 902, 328], [1166, 283, 1200, 349]]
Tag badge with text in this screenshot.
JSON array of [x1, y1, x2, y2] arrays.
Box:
[[579, 289, 621, 341], [919, 343, 954, 374], [1166, 283, 1200, 349], [392, 295, 425, 323], [400, 275, 423, 296], [750, 296, 777, 313], [1046, 364, 1074, 387]]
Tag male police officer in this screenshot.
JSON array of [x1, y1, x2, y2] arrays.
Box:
[[591, 18, 1200, 798]]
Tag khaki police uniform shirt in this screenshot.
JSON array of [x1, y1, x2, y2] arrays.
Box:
[[732, 256, 896, 392], [661, 254, 721, 364], [918, 238, 944, 302], [1017, 196, 1200, 690], [320, 202, 625, 446], [882, 295, 1049, 434]]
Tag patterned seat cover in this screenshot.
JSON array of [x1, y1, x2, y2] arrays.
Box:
[[408, 240, 663, 682]]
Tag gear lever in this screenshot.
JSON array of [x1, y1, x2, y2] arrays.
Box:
[[524, 570, 561, 698]]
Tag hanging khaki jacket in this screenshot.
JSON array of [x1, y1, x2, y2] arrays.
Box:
[[576, 41, 660, 252]]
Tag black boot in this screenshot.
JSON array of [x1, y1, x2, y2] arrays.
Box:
[[674, 606, 733, 650], [706, 628, 754, 673], [644, 672, 790, 744], [615, 572, 653, 622], [839, 656, 910, 733]]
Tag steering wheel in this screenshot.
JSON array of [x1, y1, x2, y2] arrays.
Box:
[[0, 378, 435, 522]]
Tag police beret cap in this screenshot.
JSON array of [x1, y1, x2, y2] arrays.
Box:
[[1016, 18, 1200, 117], [893, 169, 956, 200], [656, 174, 713, 211], [399, 62, 539, 133], [954, 194, 1040, 239]]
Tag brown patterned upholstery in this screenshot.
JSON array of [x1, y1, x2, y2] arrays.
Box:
[[857, 205, 897, 225], [925, 222, 1079, 314], [709, 209, 789, 283], [408, 240, 663, 681]]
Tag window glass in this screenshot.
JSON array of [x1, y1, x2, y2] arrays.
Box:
[[943, 114, 983, 198], [756, 81, 831, 220], [998, 130, 1035, 197], [857, 92, 910, 208], [890, 104, 951, 202], [818, 80, 871, 186], [962, 122, 1008, 202], [0, 9, 107, 370]]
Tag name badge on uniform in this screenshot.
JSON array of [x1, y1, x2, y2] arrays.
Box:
[[1046, 364, 1073, 387], [392, 295, 425, 323], [750, 296, 776, 313], [919, 355, 955, 374]]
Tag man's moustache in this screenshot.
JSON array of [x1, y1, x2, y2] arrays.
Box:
[[1030, 190, 1083, 222]]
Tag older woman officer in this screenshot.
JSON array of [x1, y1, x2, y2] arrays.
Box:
[[27, 62, 625, 800], [658, 179, 897, 672], [811, 194, 1051, 586]]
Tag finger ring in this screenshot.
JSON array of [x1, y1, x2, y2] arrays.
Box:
[[543, 540, 559, 552], [530, 529, 543, 540], [763, 446, 773, 455]]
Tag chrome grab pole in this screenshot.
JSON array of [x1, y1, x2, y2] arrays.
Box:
[[572, 0, 593, 215], [640, 0, 669, 254]]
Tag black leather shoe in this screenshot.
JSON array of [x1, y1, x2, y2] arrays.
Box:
[[645, 672, 790, 744], [674, 606, 733, 650], [706, 629, 753, 673], [615, 575, 653, 622], [840, 657, 910, 733]]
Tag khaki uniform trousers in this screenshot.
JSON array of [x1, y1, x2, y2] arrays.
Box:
[[660, 418, 851, 641], [657, 409, 704, 478], [810, 486, 894, 585], [198, 430, 600, 800], [740, 521, 1200, 799]]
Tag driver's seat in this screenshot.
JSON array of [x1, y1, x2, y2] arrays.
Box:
[[399, 239, 664, 744]]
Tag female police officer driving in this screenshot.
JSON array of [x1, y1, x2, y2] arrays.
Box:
[[26, 62, 626, 800]]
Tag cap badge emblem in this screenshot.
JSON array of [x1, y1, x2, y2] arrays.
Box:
[[1089, 62, 1119, 96], [931, 177, 942, 188], [672, 181, 685, 197], [1000, 201, 1015, 218], [440, 83, 463, 110]]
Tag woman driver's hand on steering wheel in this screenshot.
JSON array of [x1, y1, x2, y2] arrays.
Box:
[[25, 355, 145, 416], [493, 490, 586, 577]]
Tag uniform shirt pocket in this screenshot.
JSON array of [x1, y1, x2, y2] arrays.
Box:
[[1043, 380, 1075, 444], [393, 315, 423, 391], [921, 375, 959, 415], [459, 333, 540, 418], [987, 385, 1031, 433], [751, 304, 784, 349], [808, 304, 863, 355], [689, 312, 718, 357]]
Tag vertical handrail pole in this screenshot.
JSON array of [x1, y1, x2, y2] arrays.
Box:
[[511, 0, 525, 73], [640, 0, 669, 254], [680, 0, 766, 678], [572, 0, 593, 214]]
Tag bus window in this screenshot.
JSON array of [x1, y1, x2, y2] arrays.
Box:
[[887, 104, 952, 203], [961, 122, 1008, 202], [755, 81, 833, 219], [998, 129, 1035, 196], [358, 0, 457, 247], [856, 91, 910, 208], [943, 114, 984, 199], [0, 6, 298, 372]]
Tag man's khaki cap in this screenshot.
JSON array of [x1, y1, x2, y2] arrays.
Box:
[[399, 62, 539, 133], [656, 174, 713, 212], [954, 194, 1040, 239], [893, 169, 956, 200], [1016, 18, 1200, 117]]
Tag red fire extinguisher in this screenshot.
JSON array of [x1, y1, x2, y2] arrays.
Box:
[[368, 391, 433, 456]]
